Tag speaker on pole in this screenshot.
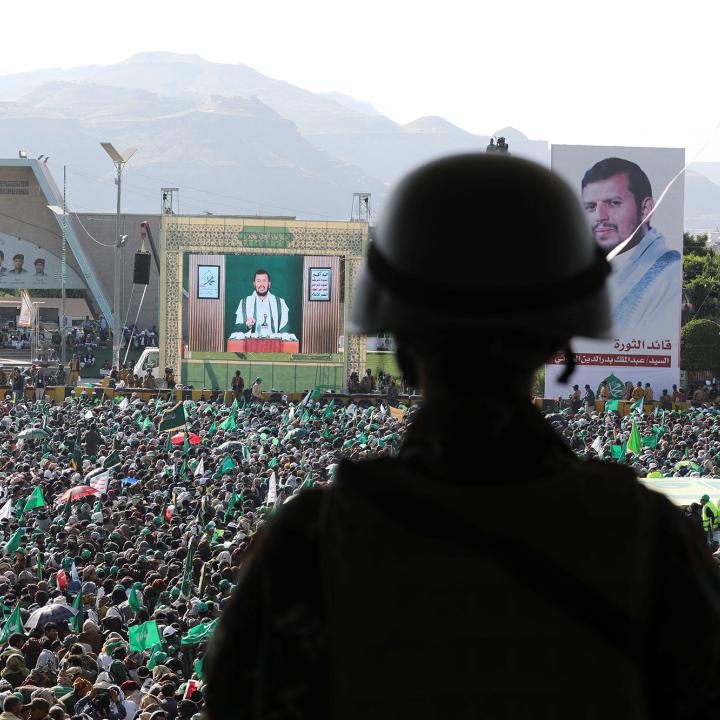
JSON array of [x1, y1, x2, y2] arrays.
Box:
[[133, 252, 151, 285]]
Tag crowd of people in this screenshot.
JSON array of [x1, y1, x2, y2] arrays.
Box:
[[0, 388, 407, 720]]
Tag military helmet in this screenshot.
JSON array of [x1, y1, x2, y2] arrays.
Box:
[[349, 153, 611, 340]]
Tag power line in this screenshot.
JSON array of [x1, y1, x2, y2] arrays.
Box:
[[0, 210, 60, 239]]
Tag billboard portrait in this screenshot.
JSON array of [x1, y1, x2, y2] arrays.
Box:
[[545, 145, 684, 400], [0, 233, 85, 289], [183, 252, 342, 355]]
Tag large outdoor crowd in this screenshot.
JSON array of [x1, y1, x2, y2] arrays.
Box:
[[0, 389, 407, 720], [0, 367, 717, 720]]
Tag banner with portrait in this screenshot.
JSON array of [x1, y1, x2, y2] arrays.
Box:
[[0, 233, 85, 289], [545, 145, 684, 400]]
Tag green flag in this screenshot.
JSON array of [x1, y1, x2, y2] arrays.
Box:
[[180, 540, 196, 599], [224, 490, 238, 523], [5, 528, 23, 555], [103, 450, 121, 469], [158, 403, 186, 432], [630, 396, 644, 414], [219, 414, 236, 432], [128, 620, 162, 652], [220, 456, 236, 474], [610, 443, 626, 459], [230, 397, 238, 412], [183, 433, 190, 454], [142, 416, 152, 431], [147, 643, 167, 671], [267, 457, 277, 468], [241, 444, 250, 461], [207, 421, 218, 437], [0, 607, 23, 644], [605, 399, 619, 412], [180, 618, 219, 646], [23, 486, 45, 514], [627, 422, 642, 455], [70, 591, 84, 633], [641, 435, 658, 448], [129, 587, 141, 612]]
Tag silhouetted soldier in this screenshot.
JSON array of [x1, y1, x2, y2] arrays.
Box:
[[207, 154, 720, 719]]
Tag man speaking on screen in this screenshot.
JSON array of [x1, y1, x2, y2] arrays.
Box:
[[581, 157, 681, 336], [235, 268, 289, 335]]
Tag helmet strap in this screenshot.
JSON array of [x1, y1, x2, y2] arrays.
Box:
[[557, 345, 576, 384]]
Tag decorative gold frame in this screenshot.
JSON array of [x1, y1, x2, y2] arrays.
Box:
[[159, 216, 368, 383]]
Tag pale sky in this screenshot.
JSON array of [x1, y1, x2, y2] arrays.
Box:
[[4, 0, 720, 158]]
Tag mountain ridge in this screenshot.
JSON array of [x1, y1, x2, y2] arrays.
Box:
[[0, 52, 714, 226]]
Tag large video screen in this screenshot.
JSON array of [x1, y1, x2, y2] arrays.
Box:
[[545, 145, 684, 399], [183, 252, 342, 355]]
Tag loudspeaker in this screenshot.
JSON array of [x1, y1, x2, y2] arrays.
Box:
[[133, 252, 151, 285]]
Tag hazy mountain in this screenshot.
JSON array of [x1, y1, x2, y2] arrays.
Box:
[[0, 92, 386, 217], [19, 81, 193, 123], [684, 170, 720, 232], [1, 51, 711, 226], [320, 92, 383, 117]]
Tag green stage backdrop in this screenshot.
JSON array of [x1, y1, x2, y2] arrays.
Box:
[[223, 255, 304, 343]]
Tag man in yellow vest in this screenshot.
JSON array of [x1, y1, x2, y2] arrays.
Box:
[[700, 494, 719, 541]]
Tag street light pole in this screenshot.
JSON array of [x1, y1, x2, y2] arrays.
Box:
[[113, 160, 122, 372], [61, 165, 67, 366], [101, 142, 136, 372]]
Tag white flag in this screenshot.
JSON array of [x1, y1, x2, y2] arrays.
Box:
[[266, 472, 277, 505], [0, 498, 12, 521], [591, 436, 604, 458], [194, 457, 204, 478], [84, 410, 94, 419], [17, 291, 33, 328], [118, 397, 129, 411], [89, 471, 109, 494]]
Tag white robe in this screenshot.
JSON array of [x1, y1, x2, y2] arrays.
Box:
[[235, 291, 289, 334], [608, 228, 681, 339]]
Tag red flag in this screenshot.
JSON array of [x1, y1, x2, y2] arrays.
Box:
[[184, 679, 200, 700], [165, 505, 174, 523], [56, 570, 68, 592]]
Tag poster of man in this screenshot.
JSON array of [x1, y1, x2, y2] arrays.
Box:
[[581, 157, 681, 336], [0, 234, 84, 289], [545, 145, 684, 400], [234, 268, 290, 335], [223, 254, 303, 344]]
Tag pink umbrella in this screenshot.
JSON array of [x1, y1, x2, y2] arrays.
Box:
[[56, 485, 101, 504], [171, 432, 201, 446]]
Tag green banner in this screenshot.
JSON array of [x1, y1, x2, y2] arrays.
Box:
[[129, 620, 162, 652]]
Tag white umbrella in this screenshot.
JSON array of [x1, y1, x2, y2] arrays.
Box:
[[17, 428, 49, 441]]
